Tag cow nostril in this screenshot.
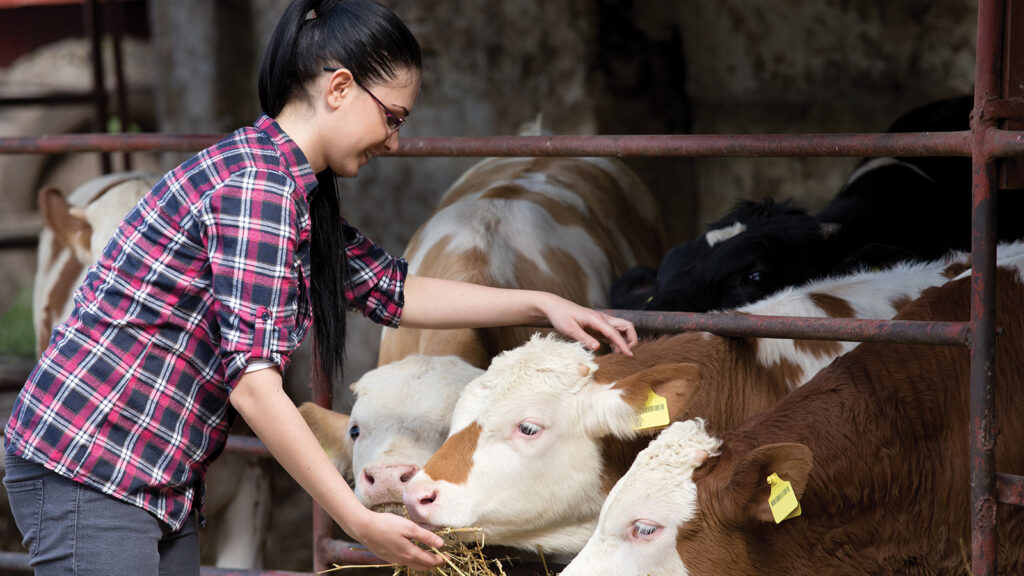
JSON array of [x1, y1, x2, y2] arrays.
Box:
[[418, 490, 437, 506], [399, 469, 417, 483], [363, 470, 375, 486]]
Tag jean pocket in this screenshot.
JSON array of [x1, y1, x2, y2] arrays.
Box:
[[3, 476, 43, 557]]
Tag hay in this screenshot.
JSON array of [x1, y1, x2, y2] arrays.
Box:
[[320, 506, 546, 576]]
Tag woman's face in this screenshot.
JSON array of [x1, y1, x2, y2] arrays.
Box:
[[323, 67, 420, 178]]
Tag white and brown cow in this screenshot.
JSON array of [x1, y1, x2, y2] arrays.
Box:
[[563, 242, 1024, 576], [29, 173, 273, 570], [33, 171, 157, 354], [402, 251, 976, 555], [302, 156, 664, 514]]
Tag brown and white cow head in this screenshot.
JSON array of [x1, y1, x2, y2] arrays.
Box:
[[403, 334, 702, 553], [301, 354, 483, 512], [561, 419, 813, 576], [33, 172, 155, 354]]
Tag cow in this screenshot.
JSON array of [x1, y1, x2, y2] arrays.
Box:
[[32, 171, 157, 354], [562, 242, 1024, 576], [299, 355, 483, 514], [27, 173, 272, 570], [401, 250, 974, 556], [613, 95, 1024, 313], [301, 155, 665, 517]]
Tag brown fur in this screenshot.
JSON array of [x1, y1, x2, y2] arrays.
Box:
[[592, 331, 795, 497], [423, 422, 482, 484], [682, 269, 1024, 575]]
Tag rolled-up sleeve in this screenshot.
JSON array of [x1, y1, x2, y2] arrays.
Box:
[[204, 169, 303, 389], [342, 220, 407, 327]]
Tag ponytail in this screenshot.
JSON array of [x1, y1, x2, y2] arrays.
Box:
[[259, 0, 421, 388]]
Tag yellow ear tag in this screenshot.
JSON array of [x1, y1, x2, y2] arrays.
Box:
[[634, 388, 670, 430], [766, 472, 802, 524]]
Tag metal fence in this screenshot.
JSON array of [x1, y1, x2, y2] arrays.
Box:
[[0, 0, 1022, 575]]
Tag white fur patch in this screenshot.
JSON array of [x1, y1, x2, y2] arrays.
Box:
[[953, 241, 1024, 284], [844, 157, 934, 186], [563, 419, 721, 576], [739, 252, 971, 389], [406, 187, 612, 306], [704, 221, 747, 247]]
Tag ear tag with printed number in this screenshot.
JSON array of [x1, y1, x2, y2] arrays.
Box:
[[634, 388, 670, 430], [766, 472, 802, 523]]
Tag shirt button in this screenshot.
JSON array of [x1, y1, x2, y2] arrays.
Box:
[[261, 312, 270, 321]]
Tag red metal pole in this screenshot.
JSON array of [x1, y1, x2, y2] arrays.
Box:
[[970, 1, 1003, 575]]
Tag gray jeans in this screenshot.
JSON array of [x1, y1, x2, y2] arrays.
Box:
[[3, 452, 199, 576]]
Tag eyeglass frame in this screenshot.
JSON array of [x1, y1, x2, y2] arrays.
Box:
[[322, 66, 406, 134]]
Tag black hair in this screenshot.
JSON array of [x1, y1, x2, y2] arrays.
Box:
[[258, 0, 421, 389]]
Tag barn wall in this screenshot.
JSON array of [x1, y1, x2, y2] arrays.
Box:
[[145, 0, 978, 396]]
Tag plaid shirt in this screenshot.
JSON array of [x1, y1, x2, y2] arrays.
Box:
[[5, 115, 407, 531]]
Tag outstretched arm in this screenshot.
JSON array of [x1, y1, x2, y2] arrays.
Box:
[[400, 275, 638, 355]]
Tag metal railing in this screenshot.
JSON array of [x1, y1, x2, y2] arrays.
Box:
[[0, 1, 1020, 574]]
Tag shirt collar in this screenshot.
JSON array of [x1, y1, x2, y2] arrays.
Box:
[[254, 114, 319, 200]]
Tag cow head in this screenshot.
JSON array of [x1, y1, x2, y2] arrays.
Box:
[[638, 199, 842, 313], [301, 354, 482, 513], [562, 419, 813, 576], [403, 334, 702, 554]]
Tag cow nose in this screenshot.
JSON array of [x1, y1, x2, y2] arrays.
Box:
[[361, 465, 420, 503], [403, 483, 439, 522]]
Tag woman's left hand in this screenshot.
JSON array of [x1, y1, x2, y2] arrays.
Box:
[[539, 294, 638, 356]]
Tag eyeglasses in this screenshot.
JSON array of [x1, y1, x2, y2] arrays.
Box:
[[323, 67, 406, 134]]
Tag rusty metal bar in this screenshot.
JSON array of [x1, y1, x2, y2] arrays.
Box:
[[0, 92, 99, 106], [225, 434, 270, 459], [611, 312, 971, 346], [0, 553, 30, 574], [2, 129, 1023, 159], [997, 473, 1024, 506], [197, 568, 311, 576], [970, 1, 1003, 574]]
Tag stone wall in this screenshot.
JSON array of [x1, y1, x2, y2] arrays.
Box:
[[144, 0, 978, 400]]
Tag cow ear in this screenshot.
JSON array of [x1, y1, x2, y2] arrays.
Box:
[[39, 185, 93, 264], [298, 402, 353, 478], [724, 443, 814, 525], [611, 363, 702, 433]]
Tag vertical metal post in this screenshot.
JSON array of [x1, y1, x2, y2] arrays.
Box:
[[83, 0, 112, 173], [105, 0, 133, 170], [310, 345, 334, 573], [970, 1, 1003, 575]]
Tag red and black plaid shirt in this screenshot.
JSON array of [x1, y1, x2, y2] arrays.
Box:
[[5, 115, 407, 530]]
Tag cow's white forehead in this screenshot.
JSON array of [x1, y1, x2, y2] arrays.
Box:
[[605, 418, 721, 512], [449, 333, 597, 433], [352, 355, 481, 423]]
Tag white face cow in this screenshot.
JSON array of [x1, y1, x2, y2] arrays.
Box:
[[403, 334, 702, 554], [302, 354, 483, 512], [560, 419, 722, 576]]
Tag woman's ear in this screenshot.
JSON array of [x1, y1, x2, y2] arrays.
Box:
[[323, 67, 356, 108]]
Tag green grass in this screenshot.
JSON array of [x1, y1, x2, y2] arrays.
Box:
[[0, 283, 36, 359]]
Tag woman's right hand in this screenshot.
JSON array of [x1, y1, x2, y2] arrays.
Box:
[[348, 507, 445, 571]]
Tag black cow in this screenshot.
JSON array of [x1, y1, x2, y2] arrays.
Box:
[[612, 95, 1024, 312]]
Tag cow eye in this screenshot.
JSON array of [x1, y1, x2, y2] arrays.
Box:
[[746, 270, 764, 284], [348, 425, 360, 440], [630, 520, 662, 540], [517, 422, 542, 436]]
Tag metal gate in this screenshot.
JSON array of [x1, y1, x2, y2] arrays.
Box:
[[0, 1, 1021, 575]]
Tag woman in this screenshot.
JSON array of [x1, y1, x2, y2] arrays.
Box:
[[3, 0, 637, 574]]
